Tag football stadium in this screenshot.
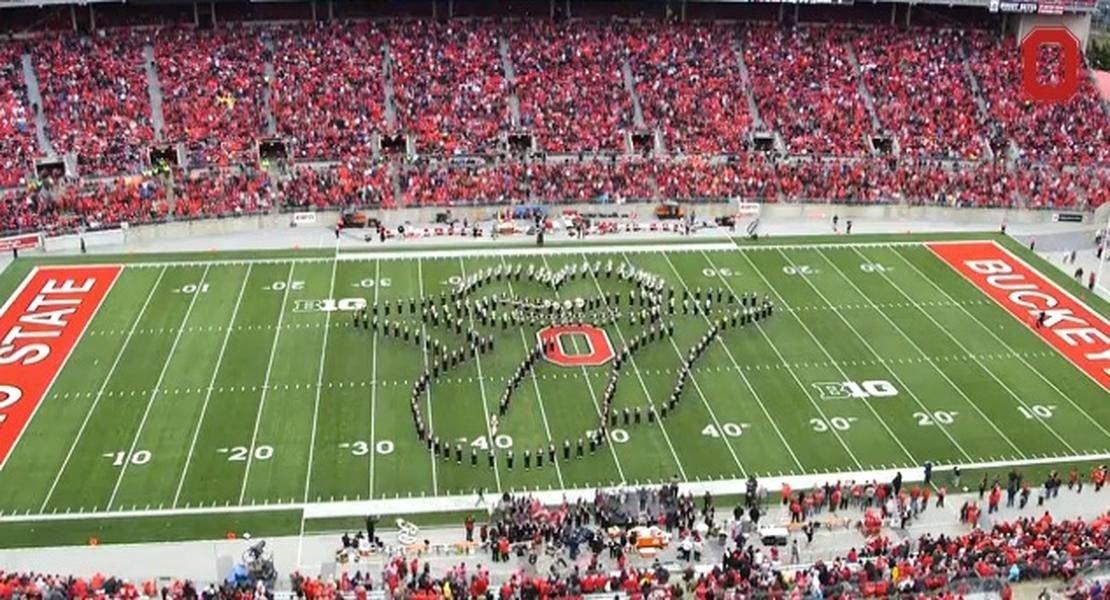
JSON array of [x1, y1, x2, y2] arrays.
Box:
[[0, 0, 1108, 597]]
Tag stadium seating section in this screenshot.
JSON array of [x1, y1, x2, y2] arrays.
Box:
[[0, 20, 1107, 233]]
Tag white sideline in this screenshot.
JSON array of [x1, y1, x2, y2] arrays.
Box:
[[3, 452, 1107, 524]]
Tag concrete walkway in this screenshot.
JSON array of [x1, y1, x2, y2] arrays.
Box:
[[21, 52, 55, 157]]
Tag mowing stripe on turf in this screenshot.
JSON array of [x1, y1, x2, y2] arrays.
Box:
[[302, 251, 340, 504], [456, 257, 503, 493], [715, 251, 866, 468], [768, 249, 920, 464], [901, 246, 1110, 443], [659, 252, 805, 473], [498, 257, 566, 489], [818, 248, 1026, 458], [415, 257, 439, 495], [368, 259, 381, 499], [106, 265, 212, 510], [611, 252, 747, 476], [238, 263, 296, 504], [39, 267, 167, 512], [173, 264, 254, 507]]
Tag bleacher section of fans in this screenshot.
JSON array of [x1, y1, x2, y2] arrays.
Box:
[[0, 19, 1106, 233]]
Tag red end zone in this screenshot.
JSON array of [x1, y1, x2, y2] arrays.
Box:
[[928, 242, 1110, 391], [0, 265, 121, 468]]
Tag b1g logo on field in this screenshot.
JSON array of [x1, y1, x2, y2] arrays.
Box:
[[1020, 26, 1081, 104], [538, 324, 615, 367], [813, 380, 898, 400]]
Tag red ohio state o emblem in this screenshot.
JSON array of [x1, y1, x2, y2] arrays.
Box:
[[538, 324, 615, 367], [1020, 26, 1081, 104]]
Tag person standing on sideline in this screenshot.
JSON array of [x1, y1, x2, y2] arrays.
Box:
[[790, 539, 801, 564]]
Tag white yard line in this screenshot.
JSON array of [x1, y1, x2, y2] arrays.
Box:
[[415, 258, 439, 495], [819, 249, 1027, 459], [456, 258, 503, 493], [368, 259, 381, 499], [301, 253, 340, 504], [575, 254, 688, 482], [657, 253, 804, 474], [237, 263, 297, 504], [498, 257, 566, 489], [894, 247, 1110, 443], [701, 251, 864, 469], [39, 267, 167, 512], [768, 249, 920, 464], [106, 265, 212, 510], [536, 256, 627, 485], [172, 263, 254, 507]]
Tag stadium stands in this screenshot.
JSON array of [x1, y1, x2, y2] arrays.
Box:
[[155, 27, 268, 167], [270, 23, 386, 161], [0, 42, 36, 188], [36, 31, 155, 176], [0, 19, 1107, 233]]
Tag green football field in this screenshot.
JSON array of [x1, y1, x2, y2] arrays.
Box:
[[0, 234, 1108, 539]]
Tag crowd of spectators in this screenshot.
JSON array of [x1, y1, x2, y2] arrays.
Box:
[[969, 31, 1109, 167], [36, 31, 155, 176], [155, 27, 269, 167], [0, 42, 36, 188], [280, 162, 393, 209], [853, 28, 988, 161], [389, 21, 510, 156], [625, 23, 753, 155], [270, 23, 386, 161], [743, 25, 873, 157], [509, 21, 634, 153], [0, 21, 1107, 234]]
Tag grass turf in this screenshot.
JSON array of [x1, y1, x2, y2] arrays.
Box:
[[0, 232, 1107, 548]]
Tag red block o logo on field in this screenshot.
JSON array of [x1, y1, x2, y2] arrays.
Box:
[[538, 324, 615, 367], [1020, 26, 1081, 104]]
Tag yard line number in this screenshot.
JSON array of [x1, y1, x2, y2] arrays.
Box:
[[701, 422, 748, 438], [810, 416, 856, 432], [345, 440, 394, 456], [914, 411, 958, 426], [220, 445, 273, 462], [267, 280, 305, 291], [1018, 404, 1056, 419], [104, 450, 151, 466], [782, 265, 816, 276], [176, 283, 209, 294]]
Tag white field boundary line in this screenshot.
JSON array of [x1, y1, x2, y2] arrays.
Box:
[[415, 258, 439, 495], [577, 254, 690, 481], [659, 253, 806, 474], [173, 263, 254, 507], [5, 451, 1108, 523], [236, 263, 296, 504], [71, 239, 998, 268], [0, 266, 122, 472], [715, 251, 864, 468], [768, 250, 920, 465], [106, 264, 213, 510], [455, 258, 503, 494], [498, 256, 566, 490], [609, 252, 746, 476], [536, 255, 627, 485], [907, 244, 1110, 442], [38, 267, 168, 511], [817, 249, 1027, 459], [368, 259, 381, 499]]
